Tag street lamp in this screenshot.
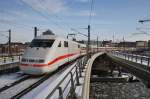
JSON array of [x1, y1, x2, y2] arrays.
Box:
[[70, 28, 91, 59]]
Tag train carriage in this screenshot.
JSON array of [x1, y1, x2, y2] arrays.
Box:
[[20, 32, 86, 75]]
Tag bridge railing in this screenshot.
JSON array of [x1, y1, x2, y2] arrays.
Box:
[[112, 51, 150, 66], [82, 52, 104, 99], [46, 57, 87, 99]]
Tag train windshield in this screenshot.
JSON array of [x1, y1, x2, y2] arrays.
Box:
[[30, 39, 55, 47]]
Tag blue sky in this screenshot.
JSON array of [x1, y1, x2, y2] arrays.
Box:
[[1, 0, 150, 43]]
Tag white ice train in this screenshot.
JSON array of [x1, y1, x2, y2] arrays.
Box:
[[20, 32, 86, 75]]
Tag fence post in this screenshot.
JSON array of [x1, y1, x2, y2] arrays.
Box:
[[141, 57, 143, 64], [128, 54, 129, 60], [75, 66, 80, 86], [70, 72, 76, 98], [131, 53, 133, 61], [80, 60, 83, 72], [58, 87, 63, 99], [77, 60, 82, 77], [19, 55, 20, 61], [4, 57, 6, 63], [12, 56, 14, 62], [70, 72, 75, 90], [78, 65, 82, 77], [148, 58, 150, 66], [83, 57, 87, 66], [136, 55, 137, 62], [81, 59, 84, 70]]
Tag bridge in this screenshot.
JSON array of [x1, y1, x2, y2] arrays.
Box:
[[0, 51, 150, 99]]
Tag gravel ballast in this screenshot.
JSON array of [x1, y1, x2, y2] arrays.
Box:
[[90, 82, 150, 99]]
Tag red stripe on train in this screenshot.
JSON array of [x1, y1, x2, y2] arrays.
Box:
[[20, 53, 77, 67]]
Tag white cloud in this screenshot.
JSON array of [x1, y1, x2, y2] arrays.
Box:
[[75, 0, 89, 3], [0, 10, 47, 24], [22, 0, 67, 14], [77, 10, 96, 16], [10, 10, 28, 18]]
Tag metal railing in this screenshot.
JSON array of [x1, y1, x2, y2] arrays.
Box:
[[46, 57, 87, 99], [112, 51, 150, 66], [0, 55, 21, 64], [0, 55, 21, 74]]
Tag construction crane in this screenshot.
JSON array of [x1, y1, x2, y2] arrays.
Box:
[[133, 19, 150, 36], [132, 32, 150, 36], [139, 19, 150, 24], [131, 27, 150, 36]]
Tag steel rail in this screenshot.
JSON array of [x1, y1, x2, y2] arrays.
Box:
[[11, 74, 53, 99], [0, 75, 30, 93], [11, 60, 77, 99]]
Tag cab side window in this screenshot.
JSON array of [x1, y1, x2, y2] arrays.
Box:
[[64, 41, 68, 47], [58, 41, 61, 47]]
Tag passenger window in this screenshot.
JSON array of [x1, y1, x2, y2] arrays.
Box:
[[64, 41, 68, 47], [58, 42, 61, 47]]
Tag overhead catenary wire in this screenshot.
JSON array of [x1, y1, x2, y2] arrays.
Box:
[[0, 9, 34, 29], [21, 0, 70, 33], [88, 0, 95, 25], [37, 0, 71, 33], [0, 30, 9, 39], [0, 19, 33, 31], [21, 1, 48, 20], [0, 34, 7, 37], [20, 1, 57, 28]]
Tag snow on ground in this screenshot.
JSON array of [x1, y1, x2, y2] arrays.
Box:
[[75, 77, 84, 97], [22, 62, 77, 99], [75, 86, 83, 97], [0, 77, 42, 99], [0, 72, 26, 89]]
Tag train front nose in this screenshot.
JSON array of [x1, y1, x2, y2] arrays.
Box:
[[20, 64, 49, 75], [19, 37, 56, 75], [20, 58, 48, 75]]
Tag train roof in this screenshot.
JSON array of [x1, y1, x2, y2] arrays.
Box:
[[35, 34, 57, 40], [34, 33, 86, 47]]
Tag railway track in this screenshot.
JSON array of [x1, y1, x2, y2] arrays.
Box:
[[0, 72, 29, 89], [0, 75, 30, 93], [11, 74, 52, 99], [0, 60, 77, 99], [0, 76, 43, 99]]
